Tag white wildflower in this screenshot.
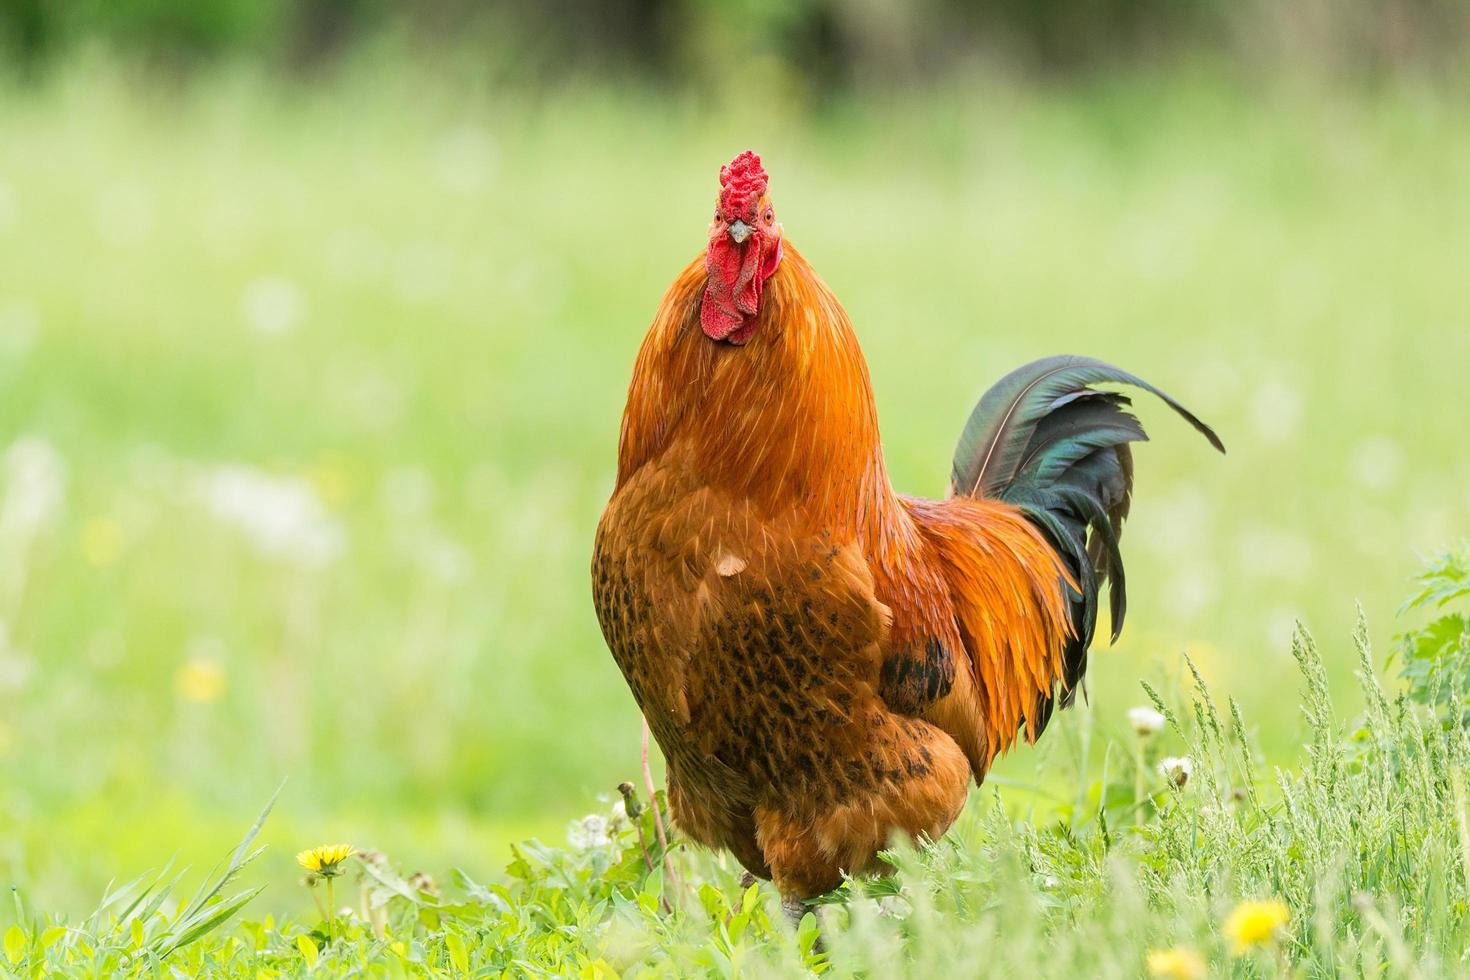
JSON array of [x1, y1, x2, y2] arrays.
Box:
[[2, 438, 66, 534], [1160, 756, 1194, 788], [1349, 436, 1403, 493], [432, 125, 497, 196], [240, 276, 305, 335], [0, 620, 34, 694], [609, 798, 628, 829], [875, 895, 911, 919], [197, 465, 343, 567], [567, 813, 611, 850], [1128, 706, 1166, 737]]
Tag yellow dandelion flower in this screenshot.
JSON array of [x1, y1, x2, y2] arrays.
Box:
[[1146, 946, 1206, 979], [1224, 898, 1289, 954], [81, 517, 123, 567], [307, 456, 352, 510], [176, 659, 226, 703], [297, 844, 357, 878]]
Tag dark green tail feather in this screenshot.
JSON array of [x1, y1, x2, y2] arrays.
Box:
[[950, 355, 1225, 737]]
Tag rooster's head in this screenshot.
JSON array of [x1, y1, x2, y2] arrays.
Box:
[[701, 150, 783, 345]]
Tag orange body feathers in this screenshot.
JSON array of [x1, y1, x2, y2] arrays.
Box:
[[594, 247, 1073, 898]]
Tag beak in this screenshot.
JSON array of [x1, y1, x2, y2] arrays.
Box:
[[728, 220, 753, 244]]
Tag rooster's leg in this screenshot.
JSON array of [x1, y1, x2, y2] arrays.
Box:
[[781, 897, 827, 955]]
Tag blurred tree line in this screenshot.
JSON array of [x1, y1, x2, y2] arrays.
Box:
[[1, 0, 1466, 85]]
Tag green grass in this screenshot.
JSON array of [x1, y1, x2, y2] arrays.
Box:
[[1, 53, 1469, 938], [6, 595, 1470, 976]]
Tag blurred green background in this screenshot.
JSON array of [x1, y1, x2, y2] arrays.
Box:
[[1, 0, 1468, 916]]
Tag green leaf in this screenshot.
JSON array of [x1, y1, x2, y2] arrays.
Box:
[[3, 925, 25, 965], [796, 912, 820, 956], [297, 933, 319, 969], [39, 926, 67, 950], [445, 930, 469, 974], [162, 889, 263, 954]]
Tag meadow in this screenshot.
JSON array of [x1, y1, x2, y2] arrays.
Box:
[[1, 53, 1469, 973]]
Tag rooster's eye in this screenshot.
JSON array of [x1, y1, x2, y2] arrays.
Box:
[[764, 208, 774, 223]]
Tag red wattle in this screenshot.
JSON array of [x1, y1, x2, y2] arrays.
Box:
[[701, 230, 781, 344]]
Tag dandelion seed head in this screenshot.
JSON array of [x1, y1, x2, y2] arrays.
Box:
[[1159, 756, 1193, 788], [567, 813, 611, 849], [1128, 706, 1166, 736]]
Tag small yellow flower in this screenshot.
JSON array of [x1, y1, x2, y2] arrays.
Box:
[[297, 844, 357, 878], [306, 456, 352, 510], [1224, 898, 1289, 954], [81, 518, 123, 567], [176, 659, 226, 703], [1146, 946, 1206, 979]]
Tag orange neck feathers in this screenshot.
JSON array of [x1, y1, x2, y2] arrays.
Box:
[[617, 243, 895, 541]]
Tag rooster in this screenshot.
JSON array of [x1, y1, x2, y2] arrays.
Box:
[[592, 151, 1223, 911]]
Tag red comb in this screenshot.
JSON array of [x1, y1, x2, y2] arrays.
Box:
[[718, 150, 768, 218]]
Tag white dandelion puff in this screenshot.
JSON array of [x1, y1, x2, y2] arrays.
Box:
[[1127, 706, 1166, 737], [197, 465, 343, 567], [1160, 756, 1194, 788], [567, 813, 612, 849]]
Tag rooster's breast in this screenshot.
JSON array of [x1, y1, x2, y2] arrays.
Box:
[[592, 453, 904, 819]]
